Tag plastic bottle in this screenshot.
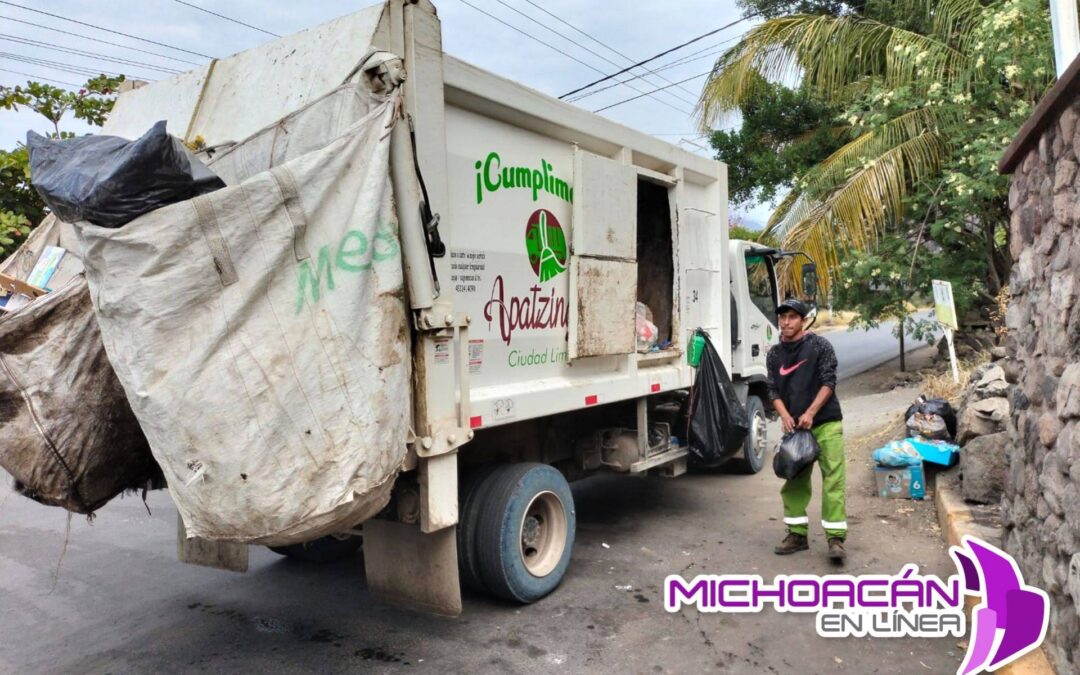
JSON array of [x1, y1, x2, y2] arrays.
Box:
[[687, 331, 705, 367]]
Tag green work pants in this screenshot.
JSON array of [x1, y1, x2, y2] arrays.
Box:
[[780, 420, 847, 540]]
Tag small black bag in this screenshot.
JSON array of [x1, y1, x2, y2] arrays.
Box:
[[680, 329, 749, 466], [773, 430, 820, 480], [27, 120, 224, 228]]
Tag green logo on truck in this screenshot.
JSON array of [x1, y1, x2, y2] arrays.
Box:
[[525, 209, 567, 282]]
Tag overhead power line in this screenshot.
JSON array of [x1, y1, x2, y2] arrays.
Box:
[[0, 1, 214, 59], [0, 52, 156, 81], [566, 35, 740, 103], [454, 0, 692, 116], [171, 0, 280, 38], [0, 66, 79, 87], [593, 70, 711, 113], [519, 0, 700, 101], [0, 35, 182, 74], [1, 52, 112, 77], [491, 0, 696, 110], [560, 14, 756, 100], [0, 14, 201, 65]]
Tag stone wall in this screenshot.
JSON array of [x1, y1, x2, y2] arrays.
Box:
[[1002, 97, 1080, 674]]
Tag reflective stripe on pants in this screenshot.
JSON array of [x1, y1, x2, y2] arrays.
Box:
[[780, 420, 847, 540]]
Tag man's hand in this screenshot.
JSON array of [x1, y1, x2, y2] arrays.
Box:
[[781, 413, 796, 433], [797, 411, 815, 430]]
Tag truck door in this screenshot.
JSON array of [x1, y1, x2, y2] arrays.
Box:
[[568, 148, 638, 359], [733, 249, 779, 376]]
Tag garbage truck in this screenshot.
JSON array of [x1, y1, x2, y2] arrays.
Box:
[[77, 0, 818, 615]]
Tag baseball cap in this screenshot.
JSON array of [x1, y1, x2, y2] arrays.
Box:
[[777, 298, 811, 317]]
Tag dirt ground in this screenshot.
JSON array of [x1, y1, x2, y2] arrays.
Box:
[[0, 345, 970, 674]]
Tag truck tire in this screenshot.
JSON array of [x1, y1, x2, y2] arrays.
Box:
[[730, 395, 768, 474], [268, 534, 362, 563], [473, 463, 576, 603], [457, 464, 500, 592]]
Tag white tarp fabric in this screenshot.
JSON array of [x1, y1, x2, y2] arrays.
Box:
[[203, 83, 379, 185], [77, 94, 410, 544]]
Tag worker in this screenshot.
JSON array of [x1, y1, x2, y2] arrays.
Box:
[[766, 298, 846, 561]]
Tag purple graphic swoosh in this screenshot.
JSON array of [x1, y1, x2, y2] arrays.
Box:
[[952, 537, 1049, 675]]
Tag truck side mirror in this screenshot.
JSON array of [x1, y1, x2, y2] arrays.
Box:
[[801, 263, 818, 301]]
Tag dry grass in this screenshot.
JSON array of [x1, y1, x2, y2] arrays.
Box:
[[916, 351, 995, 407], [858, 352, 990, 451], [816, 309, 857, 330], [858, 411, 908, 453], [919, 366, 970, 404], [817, 305, 932, 332]]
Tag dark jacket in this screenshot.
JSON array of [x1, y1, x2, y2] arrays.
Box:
[[766, 332, 842, 426]]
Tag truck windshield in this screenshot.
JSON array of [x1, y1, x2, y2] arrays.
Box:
[[745, 254, 777, 324]]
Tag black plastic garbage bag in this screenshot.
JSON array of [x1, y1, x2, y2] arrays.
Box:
[[773, 430, 820, 480], [679, 329, 749, 465], [27, 120, 225, 228], [904, 396, 957, 440]]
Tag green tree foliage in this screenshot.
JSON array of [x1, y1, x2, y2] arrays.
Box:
[[699, 0, 1053, 304], [709, 76, 845, 206], [738, 0, 864, 19], [1, 75, 123, 135], [730, 224, 782, 248], [832, 233, 956, 369], [0, 75, 122, 257]]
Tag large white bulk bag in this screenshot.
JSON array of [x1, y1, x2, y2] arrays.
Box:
[[77, 96, 410, 544]]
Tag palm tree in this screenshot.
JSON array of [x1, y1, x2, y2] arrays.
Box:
[[698, 0, 1051, 295]]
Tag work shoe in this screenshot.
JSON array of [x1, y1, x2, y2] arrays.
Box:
[[773, 532, 809, 555], [828, 537, 846, 562]]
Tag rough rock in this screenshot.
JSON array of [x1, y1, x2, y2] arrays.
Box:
[[1039, 414, 1063, 447], [970, 365, 1010, 401], [961, 432, 1008, 504], [957, 397, 1011, 444], [1057, 363, 1080, 419]]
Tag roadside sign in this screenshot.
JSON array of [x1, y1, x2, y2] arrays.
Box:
[[932, 280, 958, 330], [932, 280, 960, 383]]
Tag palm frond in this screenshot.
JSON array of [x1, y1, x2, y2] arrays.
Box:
[[925, 0, 985, 52], [771, 130, 949, 293], [697, 14, 971, 126], [804, 107, 946, 196]]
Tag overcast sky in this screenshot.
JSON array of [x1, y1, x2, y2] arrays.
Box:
[[0, 0, 770, 225]]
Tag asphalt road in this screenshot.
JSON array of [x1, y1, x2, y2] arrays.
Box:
[[0, 358, 963, 675], [823, 310, 939, 380]]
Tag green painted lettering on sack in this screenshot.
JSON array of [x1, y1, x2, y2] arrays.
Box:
[[336, 230, 371, 272], [296, 245, 335, 312], [296, 224, 400, 314]]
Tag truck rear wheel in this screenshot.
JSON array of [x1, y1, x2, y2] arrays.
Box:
[[457, 464, 500, 592], [472, 463, 576, 603], [730, 395, 768, 474], [268, 534, 362, 563]]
